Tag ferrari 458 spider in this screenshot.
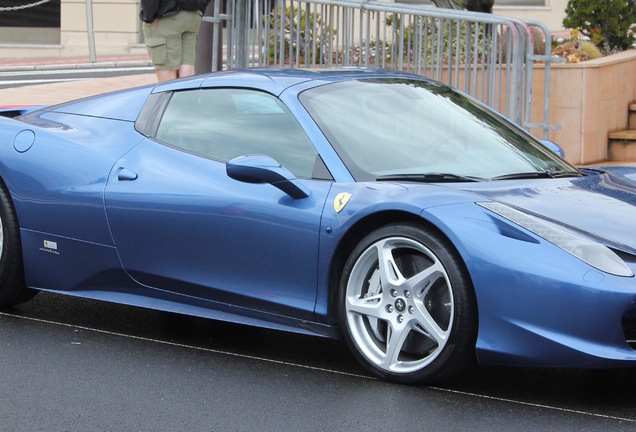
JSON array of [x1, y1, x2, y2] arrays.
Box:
[[1, 68, 635, 384]]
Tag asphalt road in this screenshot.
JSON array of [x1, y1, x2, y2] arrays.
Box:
[[0, 66, 154, 90], [1, 291, 635, 432]]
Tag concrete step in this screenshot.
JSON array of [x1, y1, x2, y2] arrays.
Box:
[[608, 129, 636, 161]]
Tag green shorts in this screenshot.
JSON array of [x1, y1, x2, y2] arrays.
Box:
[[143, 10, 203, 70]]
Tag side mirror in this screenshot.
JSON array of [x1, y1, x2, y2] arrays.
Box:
[[226, 154, 311, 200], [539, 139, 565, 158]]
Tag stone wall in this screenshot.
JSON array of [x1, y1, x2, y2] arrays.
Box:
[[530, 50, 636, 164]]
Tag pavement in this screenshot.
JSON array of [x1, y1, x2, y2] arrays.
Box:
[[0, 54, 158, 105]]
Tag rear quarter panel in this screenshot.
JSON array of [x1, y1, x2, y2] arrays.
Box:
[[0, 108, 146, 293], [0, 111, 144, 245]]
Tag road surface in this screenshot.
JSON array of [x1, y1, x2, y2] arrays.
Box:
[[1, 291, 635, 432]]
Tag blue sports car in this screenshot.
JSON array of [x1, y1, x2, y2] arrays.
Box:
[[1, 68, 635, 384]]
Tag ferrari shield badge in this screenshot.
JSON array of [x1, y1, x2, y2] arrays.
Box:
[[334, 192, 352, 213]]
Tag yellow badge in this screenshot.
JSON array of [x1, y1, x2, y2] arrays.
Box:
[[334, 192, 352, 213]]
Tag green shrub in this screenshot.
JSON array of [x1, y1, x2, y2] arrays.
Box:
[[563, 0, 636, 52], [580, 41, 603, 59]]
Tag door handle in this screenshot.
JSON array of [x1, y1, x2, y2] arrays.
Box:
[[117, 168, 138, 181]]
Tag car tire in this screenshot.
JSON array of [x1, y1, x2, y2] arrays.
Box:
[[0, 181, 37, 308], [338, 222, 477, 384]]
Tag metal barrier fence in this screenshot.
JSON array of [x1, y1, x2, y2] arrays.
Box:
[[204, 0, 559, 137]]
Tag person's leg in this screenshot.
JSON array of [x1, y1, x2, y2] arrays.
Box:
[[177, 64, 195, 78], [156, 69, 179, 81], [178, 11, 203, 78]]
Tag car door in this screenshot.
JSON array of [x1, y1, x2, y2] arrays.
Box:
[[104, 88, 333, 320]]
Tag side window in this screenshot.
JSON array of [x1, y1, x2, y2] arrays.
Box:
[[154, 88, 325, 179]]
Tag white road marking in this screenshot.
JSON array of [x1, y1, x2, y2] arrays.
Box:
[[429, 386, 636, 424], [1, 310, 635, 424], [0, 311, 369, 379]]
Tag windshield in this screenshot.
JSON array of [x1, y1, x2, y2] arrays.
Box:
[[299, 78, 578, 182]]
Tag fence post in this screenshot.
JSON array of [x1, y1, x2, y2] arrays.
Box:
[[236, 0, 248, 68], [86, 0, 96, 62]]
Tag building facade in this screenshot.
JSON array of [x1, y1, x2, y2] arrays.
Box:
[[1, 0, 145, 58]]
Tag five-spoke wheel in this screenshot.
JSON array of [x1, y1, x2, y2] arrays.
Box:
[[339, 223, 476, 384]]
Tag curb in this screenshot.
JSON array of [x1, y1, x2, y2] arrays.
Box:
[[0, 60, 154, 73]]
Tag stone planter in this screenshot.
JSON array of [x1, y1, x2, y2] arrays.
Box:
[[529, 50, 636, 165]]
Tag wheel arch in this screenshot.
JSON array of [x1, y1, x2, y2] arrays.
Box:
[[0, 174, 20, 228], [326, 210, 477, 326], [0, 173, 38, 307]]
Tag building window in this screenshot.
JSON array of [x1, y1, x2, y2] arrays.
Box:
[[0, 0, 61, 44]]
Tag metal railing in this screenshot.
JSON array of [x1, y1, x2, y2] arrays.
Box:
[[204, 0, 559, 137]]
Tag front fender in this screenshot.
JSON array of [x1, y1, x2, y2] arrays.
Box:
[[313, 182, 481, 322]]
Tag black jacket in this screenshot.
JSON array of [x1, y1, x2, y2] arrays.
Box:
[[139, 0, 180, 23]]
